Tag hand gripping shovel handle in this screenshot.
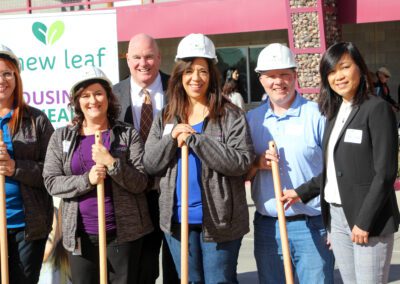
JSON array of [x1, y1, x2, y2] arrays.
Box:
[[180, 143, 189, 283], [269, 141, 294, 284], [95, 131, 107, 284], [0, 130, 8, 284]]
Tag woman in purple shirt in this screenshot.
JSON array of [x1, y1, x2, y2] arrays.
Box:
[[43, 66, 152, 284]]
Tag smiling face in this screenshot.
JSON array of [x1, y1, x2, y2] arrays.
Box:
[[0, 59, 16, 108], [259, 68, 297, 111], [327, 53, 361, 103], [79, 83, 109, 122], [126, 34, 161, 88], [182, 58, 210, 104]]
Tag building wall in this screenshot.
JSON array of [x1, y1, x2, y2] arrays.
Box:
[[118, 30, 288, 80], [342, 21, 400, 102]]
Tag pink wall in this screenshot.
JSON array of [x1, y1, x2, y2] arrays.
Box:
[[338, 0, 400, 24], [116, 0, 400, 42], [116, 0, 287, 41]]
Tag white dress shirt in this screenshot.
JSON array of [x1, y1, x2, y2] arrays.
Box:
[[129, 74, 165, 132], [324, 100, 353, 205]]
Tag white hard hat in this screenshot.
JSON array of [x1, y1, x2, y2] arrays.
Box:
[[255, 43, 297, 72], [70, 66, 112, 96], [0, 44, 20, 71], [175, 33, 218, 64]]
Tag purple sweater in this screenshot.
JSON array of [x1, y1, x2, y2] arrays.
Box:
[[71, 130, 116, 235]]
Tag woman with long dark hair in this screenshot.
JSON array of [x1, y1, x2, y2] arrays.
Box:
[[143, 34, 255, 283], [282, 42, 399, 283], [222, 68, 245, 109]]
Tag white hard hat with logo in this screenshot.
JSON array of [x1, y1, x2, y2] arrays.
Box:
[[0, 44, 20, 71], [71, 66, 112, 97], [175, 33, 218, 64], [255, 43, 297, 72]]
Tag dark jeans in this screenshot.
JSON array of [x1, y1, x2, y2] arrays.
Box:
[[69, 231, 143, 284], [136, 190, 179, 284], [5, 228, 47, 284]]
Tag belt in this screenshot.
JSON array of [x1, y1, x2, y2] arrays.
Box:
[[285, 214, 307, 222], [260, 212, 308, 222]]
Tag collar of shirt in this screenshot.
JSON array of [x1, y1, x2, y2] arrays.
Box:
[[265, 91, 302, 120], [130, 73, 163, 99]]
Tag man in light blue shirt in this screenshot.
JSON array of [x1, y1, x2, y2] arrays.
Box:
[[246, 43, 334, 284]]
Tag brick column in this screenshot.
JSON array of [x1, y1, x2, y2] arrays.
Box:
[[286, 0, 341, 100]]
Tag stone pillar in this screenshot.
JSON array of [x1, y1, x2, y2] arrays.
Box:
[[286, 0, 341, 100]]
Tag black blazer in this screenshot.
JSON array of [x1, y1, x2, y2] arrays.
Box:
[[297, 95, 400, 236], [112, 72, 170, 126]]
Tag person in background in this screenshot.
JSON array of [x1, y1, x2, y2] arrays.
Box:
[[246, 43, 334, 284], [143, 33, 255, 283], [43, 66, 152, 284], [222, 68, 245, 109], [38, 206, 71, 284], [282, 42, 399, 284], [112, 33, 179, 284], [0, 44, 54, 284], [375, 66, 399, 112]]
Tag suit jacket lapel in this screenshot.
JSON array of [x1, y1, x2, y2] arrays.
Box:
[[119, 78, 134, 126], [323, 117, 336, 151]]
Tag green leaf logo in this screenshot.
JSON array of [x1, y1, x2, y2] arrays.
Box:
[[32, 21, 65, 45]]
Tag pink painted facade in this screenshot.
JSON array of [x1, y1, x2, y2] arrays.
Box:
[[1, 0, 399, 41], [116, 0, 287, 41], [116, 0, 400, 41]]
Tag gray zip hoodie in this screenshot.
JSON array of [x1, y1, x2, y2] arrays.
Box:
[[143, 106, 255, 242], [43, 121, 153, 252]]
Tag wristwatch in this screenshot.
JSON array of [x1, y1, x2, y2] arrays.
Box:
[[106, 160, 117, 172]]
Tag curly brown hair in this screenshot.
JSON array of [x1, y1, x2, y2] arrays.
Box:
[[68, 79, 120, 126]]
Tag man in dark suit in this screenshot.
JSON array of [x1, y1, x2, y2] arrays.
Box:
[[113, 33, 179, 284]]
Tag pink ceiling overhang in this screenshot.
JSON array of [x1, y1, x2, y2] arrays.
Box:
[[116, 0, 400, 42], [116, 0, 287, 41]]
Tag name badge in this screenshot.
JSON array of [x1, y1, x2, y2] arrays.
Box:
[[344, 129, 362, 144], [163, 124, 174, 136], [62, 140, 71, 152]]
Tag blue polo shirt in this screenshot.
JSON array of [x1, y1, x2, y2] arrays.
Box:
[[174, 121, 204, 224], [0, 111, 25, 228], [246, 93, 325, 217]]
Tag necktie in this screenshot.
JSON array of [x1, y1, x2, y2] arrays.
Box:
[[140, 88, 153, 142]]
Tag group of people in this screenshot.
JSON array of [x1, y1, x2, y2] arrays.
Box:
[[0, 31, 398, 284]]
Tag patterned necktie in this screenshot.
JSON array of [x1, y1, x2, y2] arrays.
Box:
[[140, 88, 153, 142]]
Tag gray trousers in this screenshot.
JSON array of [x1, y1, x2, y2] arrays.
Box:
[[329, 204, 394, 284]]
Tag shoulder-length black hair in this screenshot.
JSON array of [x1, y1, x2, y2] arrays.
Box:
[[163, 57, 233, 124], [318, 42, 374, 120], [222, 79, 239, 95], [69, 79, 120, 126]]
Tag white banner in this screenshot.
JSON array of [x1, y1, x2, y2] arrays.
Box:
[[0, 10, 119, 128]]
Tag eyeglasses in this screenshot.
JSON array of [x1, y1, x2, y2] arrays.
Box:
[[0, 71, 14, 81]]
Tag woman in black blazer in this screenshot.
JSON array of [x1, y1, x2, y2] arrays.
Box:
[[282, 42, 399, 284]]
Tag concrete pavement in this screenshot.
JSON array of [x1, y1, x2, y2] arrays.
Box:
[[157, 188, 400, 283]]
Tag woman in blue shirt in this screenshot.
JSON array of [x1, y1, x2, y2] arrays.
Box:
[[143, 34, 255, 283], [0, 44, 54, 283]]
